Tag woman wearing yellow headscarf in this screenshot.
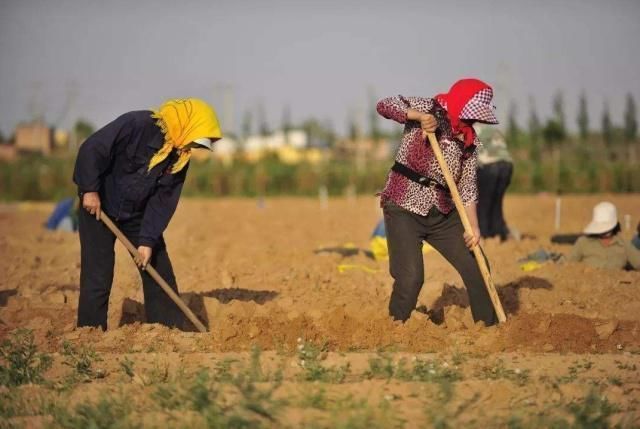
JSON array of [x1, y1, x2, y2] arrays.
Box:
[[73, 98, 221, 330]]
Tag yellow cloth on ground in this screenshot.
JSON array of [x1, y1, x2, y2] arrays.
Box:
[[149, 98, 222, 173], [369, 237, 433, 261], [520, 261, 544, 272]]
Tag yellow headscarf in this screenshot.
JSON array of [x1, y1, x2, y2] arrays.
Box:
[[149, 98, 222, 173]]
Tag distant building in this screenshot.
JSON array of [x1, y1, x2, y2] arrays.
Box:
[[188, 135, 240, 166], [244, 130, 307, 153], [0, 144, 17, 161], [334, 137, 392, 164], [212, 136, 238, 164], [14, 121, 53, 155], [190, 129, 322, 164]]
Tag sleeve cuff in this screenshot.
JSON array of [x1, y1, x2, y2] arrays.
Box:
[[138, 236, 157, 248]]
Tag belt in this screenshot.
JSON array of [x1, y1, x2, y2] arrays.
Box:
[[391, 162, 449, 193]]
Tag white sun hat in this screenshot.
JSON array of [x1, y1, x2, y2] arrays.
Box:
[[583, 202, 618, 235]]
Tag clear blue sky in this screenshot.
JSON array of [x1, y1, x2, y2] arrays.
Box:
[[1, 0, 638, 136]]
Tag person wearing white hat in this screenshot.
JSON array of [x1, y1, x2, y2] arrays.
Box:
[[568, 202, 640, 270]]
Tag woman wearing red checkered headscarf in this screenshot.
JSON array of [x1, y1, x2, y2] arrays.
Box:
[[376, 78, 499, 326]]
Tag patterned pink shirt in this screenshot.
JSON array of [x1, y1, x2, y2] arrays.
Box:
[[377, 95, 479, 216]]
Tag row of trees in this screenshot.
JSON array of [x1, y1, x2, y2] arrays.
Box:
[[234, 92, 638, 153], [506, 93, 637, 150]]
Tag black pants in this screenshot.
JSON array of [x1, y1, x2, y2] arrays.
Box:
[[383, 201, 497, 326], [477, 161, 513, 241], [77, 207, 183, 330]]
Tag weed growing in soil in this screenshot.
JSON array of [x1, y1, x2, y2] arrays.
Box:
[[0, 389, 55, 421], [365, 354, 462, 401], [118, 355, 169, 386], [212, 357, 236, 382], [0, 329, 52, 387], [506, 389, 621, 429], [119, 356, 135, 379], [61, 341, 104, 384], [51, 394, 135, 429], [299, 387, 329, 410], [365, 353, 399, 381], [152, 347, 285, 427], [476, 359, 530, 386], [311, 395, 404, 429], [404, 357, 462, 384], [297, 338, 351, 383], [428, 390, 481, 429], [232, 347, 285, 422], [551, 359, 594, 385], [614, 360, 637, 371], [607, 376, 623, 387]]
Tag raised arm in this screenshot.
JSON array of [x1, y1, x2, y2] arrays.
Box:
[[376, 96, 435, 124]]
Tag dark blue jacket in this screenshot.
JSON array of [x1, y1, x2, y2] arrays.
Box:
[[73, 110, 188, 247]]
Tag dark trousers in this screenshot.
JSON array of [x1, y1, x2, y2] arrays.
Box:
[[383, 201, 497, 326], [477, 161, 513, 241], [77, 207, 183, 330]]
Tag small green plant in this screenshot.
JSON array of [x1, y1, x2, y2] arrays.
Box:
[[231, 346, 286, 423], [0, 389, 56, 423], [402, 357, 462, 384], [299, 388, 329, 410], [153, 349, 285, 428], [212, 357, 236, 382], [451, 351, 468, 366], [567, 390, 619, 429], [365, 354, 400, 381], [119, 356, 168, 386], [476, 359, 529, 387], [507, 389, 624, 429], [61, 341, 104, 383], [328, 396, 403, 429], [0, 329, 52, 386], [614, 360, 637, 371], [51, 395, 135, 429], [153, 368, 221, 414], [1, 389, 25, 420], [297, 338, 350, 383], [426, 382, 481, 429], [606, 376, 623, 387], [553, 359, 594, 385], [119, 356, 135, 379]]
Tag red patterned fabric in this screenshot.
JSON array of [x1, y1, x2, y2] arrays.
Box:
[[435, 79, 498, 148], [376, 96, 479, 216]]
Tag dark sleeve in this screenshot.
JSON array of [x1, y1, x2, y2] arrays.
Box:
[[138, 163, 189, 248], [72, 113, 133, 193]]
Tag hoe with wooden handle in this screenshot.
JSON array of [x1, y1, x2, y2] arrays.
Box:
[[425, 131, 507, 323], [99, 213, 208, 332]]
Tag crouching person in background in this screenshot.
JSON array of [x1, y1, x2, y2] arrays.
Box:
[[569, 202, 640, 271]]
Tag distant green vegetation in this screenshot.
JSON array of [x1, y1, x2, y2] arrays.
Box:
[[1, 147, 639, 202]]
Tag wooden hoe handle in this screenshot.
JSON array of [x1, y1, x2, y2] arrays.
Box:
[[100, 213, 208, 332], [425, 132, 507, 323]]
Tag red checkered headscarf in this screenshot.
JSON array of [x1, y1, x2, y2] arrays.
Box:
[[435, 78, 498, 148]]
